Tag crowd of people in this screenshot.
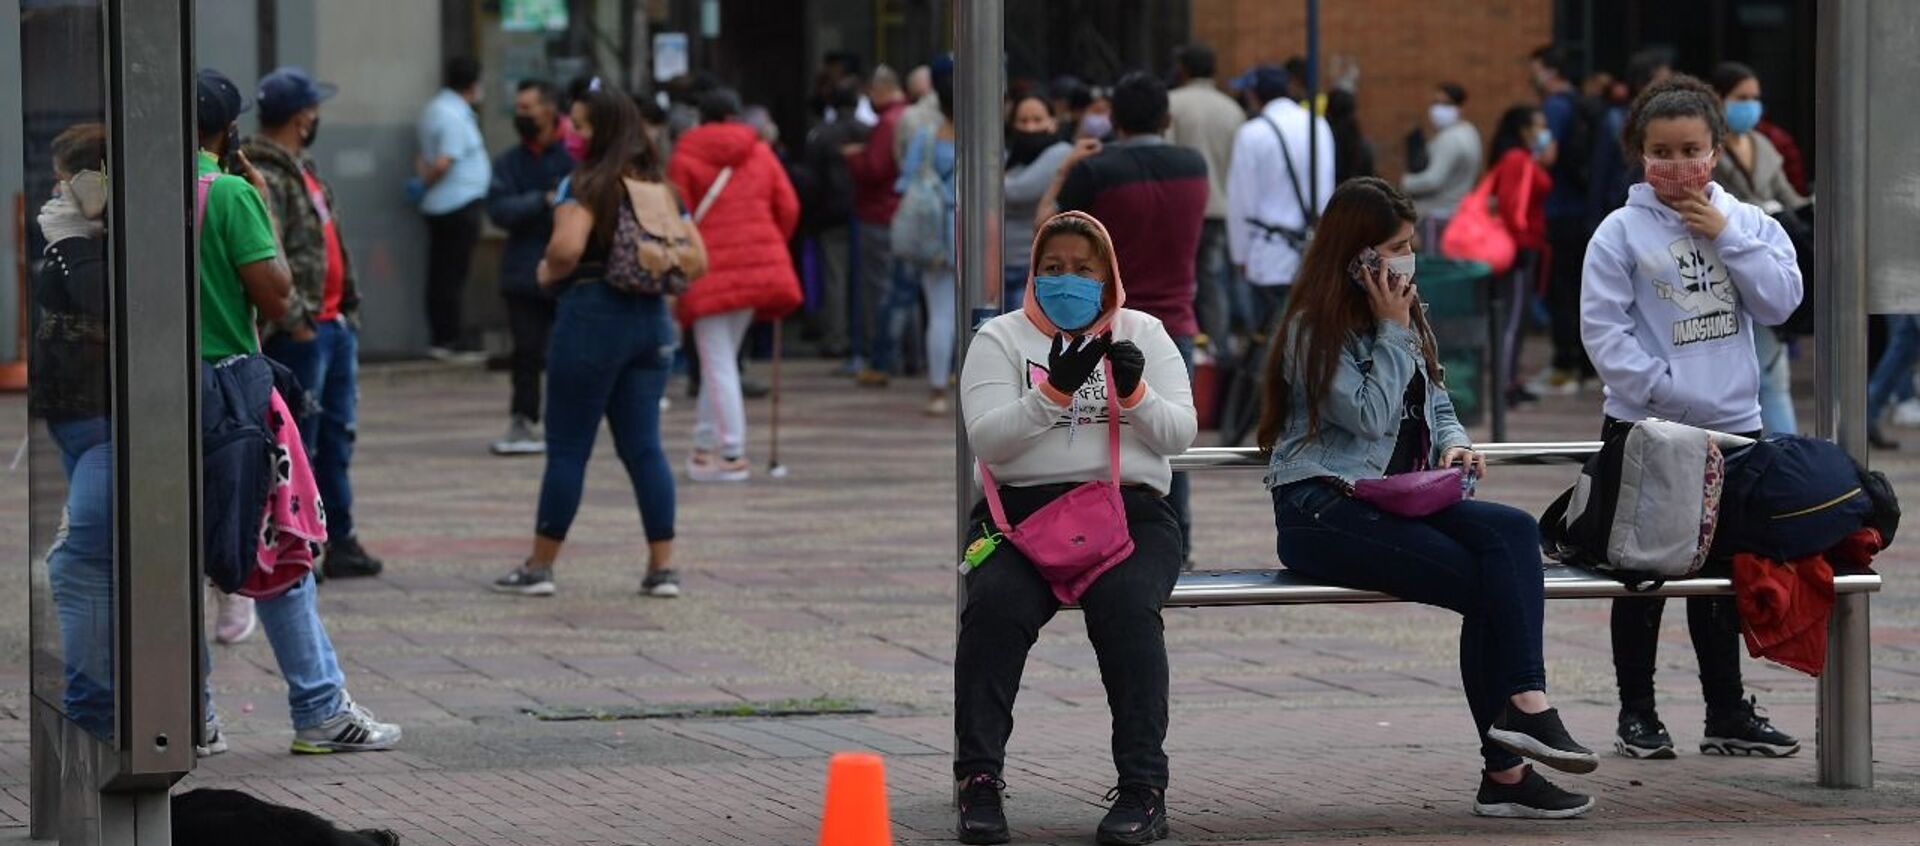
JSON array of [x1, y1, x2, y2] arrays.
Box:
[[949, 41, 1822, 845], [24, 28, 1880, 846]]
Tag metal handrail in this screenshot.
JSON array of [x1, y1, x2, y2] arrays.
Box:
[[1171, 441, 1604, 472]]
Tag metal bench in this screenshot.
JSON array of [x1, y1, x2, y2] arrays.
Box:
[[1162, 441, 1884, 605], [1129, 442, 1881, 786]]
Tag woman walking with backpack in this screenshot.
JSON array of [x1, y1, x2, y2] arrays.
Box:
[[493, 84, 704, 599], [1262, 177, 1598, 819], [893, 59, 958, 416], [670, 89, 803, 481], [1581, 75, 1803, 759]]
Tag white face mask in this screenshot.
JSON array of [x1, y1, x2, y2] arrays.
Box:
[[64, 171, 109, 220], [1383, 252, 1417, 281], [1428, 103, 1460, 130]]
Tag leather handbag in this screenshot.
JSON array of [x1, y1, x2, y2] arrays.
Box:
[[1352, 467, 1468, 518], [978, 361, 1135, 604]]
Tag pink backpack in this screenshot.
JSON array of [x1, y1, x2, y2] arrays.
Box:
[[978, 360, 1135, 604]]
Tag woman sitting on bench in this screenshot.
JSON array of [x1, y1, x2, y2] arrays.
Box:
[[954, 211, 1197, 845], [1257, 177, 1599, 819]]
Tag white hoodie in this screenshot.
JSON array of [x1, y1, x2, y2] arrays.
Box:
[[1581, 182, 1803, 433], [962, 212, 1198, 495]]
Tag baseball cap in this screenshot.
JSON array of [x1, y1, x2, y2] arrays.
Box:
[[196, 68, 251, 135], [256, 67, 338, 125]]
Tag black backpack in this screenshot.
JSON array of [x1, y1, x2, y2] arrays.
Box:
[[1708, 436, 1884, 562]]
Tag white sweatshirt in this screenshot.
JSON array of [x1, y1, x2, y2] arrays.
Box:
[[1581, 182, 1803, 433], [962, 307, 1197, 495]]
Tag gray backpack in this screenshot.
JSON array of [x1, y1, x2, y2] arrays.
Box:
[[1540, 420, 1733, 584]]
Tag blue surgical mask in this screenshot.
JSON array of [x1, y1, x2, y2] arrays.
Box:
[[1032, 273, 1105, 331], [1726, 99, 1763, 135], [1532, 128, 1553, 153]]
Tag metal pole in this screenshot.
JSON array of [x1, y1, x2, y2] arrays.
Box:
[[952, 0, 1003, 793], [1812, 0, 1872, 790], [953, 3, 1003, 560], [1304, 0, 1319, 213]]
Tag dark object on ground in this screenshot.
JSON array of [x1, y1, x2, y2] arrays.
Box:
[[172, 788, 398, 846]]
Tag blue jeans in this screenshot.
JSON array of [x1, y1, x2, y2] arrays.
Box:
[[263, 318, 359, 541], [1273, 481, 1547, 771], [535, 282, 676, 542], [873, 260, 920, 375], [46, 417, 114, 739], [223, 574, 347, 729], [1753, 329, 1797, 436], [1867, 314, 1920, 420]]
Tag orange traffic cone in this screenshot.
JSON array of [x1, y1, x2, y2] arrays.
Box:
[[818, 752, 893, 846]]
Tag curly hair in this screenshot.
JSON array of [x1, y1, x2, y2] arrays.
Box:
[[1622, 73, 1727, 155]]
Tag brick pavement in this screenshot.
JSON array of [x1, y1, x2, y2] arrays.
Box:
[[2, 350, 1918, 844]]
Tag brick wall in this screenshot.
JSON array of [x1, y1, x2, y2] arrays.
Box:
[[1191, 0, 1554, 182]]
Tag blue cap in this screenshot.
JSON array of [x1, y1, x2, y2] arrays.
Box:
[[197, 68, 251, 135], [1233, 65, 1290, 101], [256, 66, 337, 125]]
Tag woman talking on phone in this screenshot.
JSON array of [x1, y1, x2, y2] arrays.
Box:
[[1259, 177, 1598, 819]]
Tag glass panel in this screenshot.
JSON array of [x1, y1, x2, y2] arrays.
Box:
[[22, 0, 114, 744]]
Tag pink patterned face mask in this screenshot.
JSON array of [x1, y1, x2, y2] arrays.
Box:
[[1644, 154, 1714, 196]]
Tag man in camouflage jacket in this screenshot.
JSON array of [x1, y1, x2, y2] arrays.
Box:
[[243, 67, 384, 580]]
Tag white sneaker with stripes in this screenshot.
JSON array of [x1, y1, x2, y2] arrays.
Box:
[[291, 697, 402, 755]]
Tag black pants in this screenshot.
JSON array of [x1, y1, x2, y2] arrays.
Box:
[[954, 485, 1183, 788], [1604, 417, 1754, 719], [505, 293, 557, 422], [424, 201, 484, 348], [1547, 215, 1593, 376]]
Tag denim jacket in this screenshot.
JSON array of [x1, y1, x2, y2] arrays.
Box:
[[1264, 317, 1471, 489]]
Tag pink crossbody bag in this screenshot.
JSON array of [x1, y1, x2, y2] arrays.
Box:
[[977, 360, 1135, 604]]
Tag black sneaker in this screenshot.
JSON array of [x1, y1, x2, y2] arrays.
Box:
[[1616, 709, 1676, 759], [1486, 706, 1599, 774], [956, 773, 1010, 845], [1702, 696, 1801, 757], [491, 564, 556, 597], [641, 569, 682, 598], [323, 536, 384, 579], [1096, 784, 1167, 845], [1472, 766, 1595, 819]]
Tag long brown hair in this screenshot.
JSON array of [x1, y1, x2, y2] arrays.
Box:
[[1254, 177, 1442, 450], [572, 83, 665, 247]]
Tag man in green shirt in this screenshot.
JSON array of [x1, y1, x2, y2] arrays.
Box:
[[194, 68, 402, 756], [196, 68, 291, 357]]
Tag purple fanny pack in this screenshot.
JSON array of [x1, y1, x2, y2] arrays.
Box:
[[1351, 467, 1473, 517]]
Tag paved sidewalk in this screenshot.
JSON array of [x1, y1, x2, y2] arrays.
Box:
[[2, 356, 1917, 844]]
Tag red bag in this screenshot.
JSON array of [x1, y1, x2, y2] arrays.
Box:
[[1441, 170, 1519, 275]]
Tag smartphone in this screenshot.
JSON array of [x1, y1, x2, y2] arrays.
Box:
[[1347, 246, 1382, 288], [221, 125, 242, 174]]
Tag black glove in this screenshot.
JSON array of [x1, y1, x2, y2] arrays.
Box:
[[1108, 340, 1145, 399], [1046, 333, 1111, 397]]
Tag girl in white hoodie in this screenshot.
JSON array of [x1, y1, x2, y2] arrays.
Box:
[[1580, 74, 1803, 762]]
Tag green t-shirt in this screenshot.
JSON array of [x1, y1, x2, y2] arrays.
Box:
[[196, 151, 279, 360]]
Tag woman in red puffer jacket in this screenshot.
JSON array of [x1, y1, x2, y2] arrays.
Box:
[[669, 89, 802, 482]]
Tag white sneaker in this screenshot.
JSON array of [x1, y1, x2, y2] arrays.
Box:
[[490, 415, 546, 455], [1892, 399, 1920, 428], [196, 715, 229, 757], [291, 697, 402, 754], [687, 453, 750, 483], [213, 591, 257, 645]]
